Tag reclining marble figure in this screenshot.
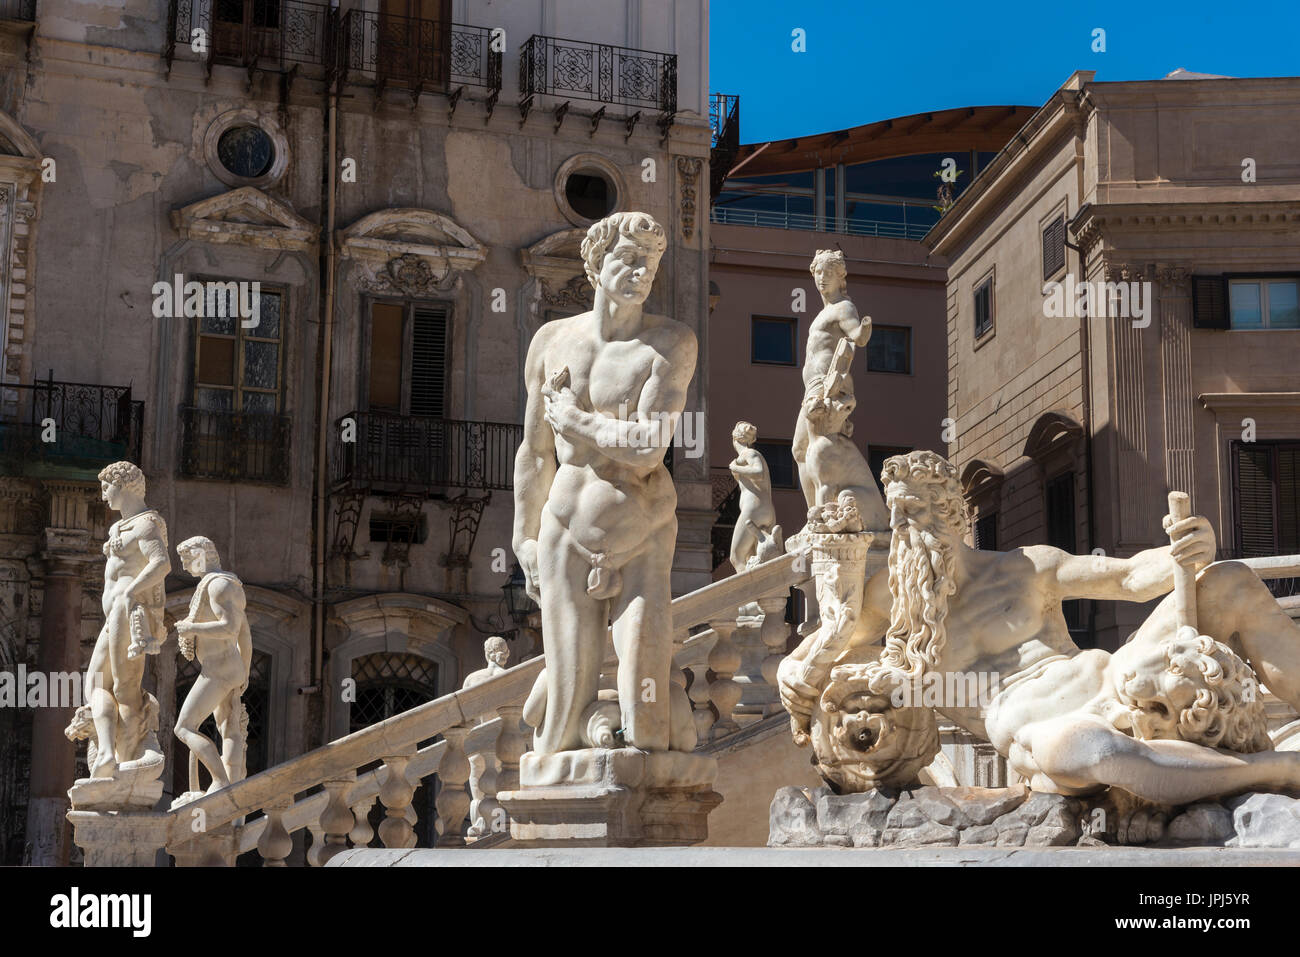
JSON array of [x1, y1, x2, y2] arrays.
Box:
[[65, 462, 170, 808], [512, 211, 698, 755], [172, 536, 253, 801], [779, 449, 1300, 805]]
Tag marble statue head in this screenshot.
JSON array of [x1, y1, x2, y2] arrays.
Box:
[[580, 211, 668, 302], [177, 536, 221, 577], [810, 248, 847, 296], [98, 461, 146, 510], [1110, 633, 1270, 753], [484, 635, 510, 669], [880, 451, 967, 541], [732, 420, 757, 446]]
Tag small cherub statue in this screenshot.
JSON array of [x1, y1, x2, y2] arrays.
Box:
[[727, 421, 784, 573]]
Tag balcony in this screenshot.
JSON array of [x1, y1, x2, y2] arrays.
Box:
[[518, 34, 676, 134], [337, 10, 502, 109], [332, 411, 521, 496], [0, 0, 35, 22], [0, 374, 143, 478], [179, 405, 292, 485], [165, 0, 334, 77], [709, 93, 740, 202], [709, 205, 936, 242]]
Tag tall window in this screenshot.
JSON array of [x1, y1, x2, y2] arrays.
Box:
[[1234, 441, 1300, 556], [367, 301, 449, 417], [751, 316, 797, 365], [1045, 471, 1087, 645], [868, 445, 912, 492], [183, 285, 288, 484], [973, 276, 994, 340], [755, 440, 796, 489], [866, 325, 911, 374], [378, 0, 452, 88], [1228, 278, 1300, 330]]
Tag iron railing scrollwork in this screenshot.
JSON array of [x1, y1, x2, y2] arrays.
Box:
[[165, 0, 332, 73], [0, 373, 143, 470], [333, 411, 520, 495], [0, 0, 36, 22], [518, 34, 676, 115], [337, 9, 502, 95], [709, 93, 740, 201], [179, 405, 292, 485]]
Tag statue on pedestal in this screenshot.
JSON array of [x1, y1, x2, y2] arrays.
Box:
[[65, 462, 169, 809], [727, 421, 783, 574], [463, 635, 510, 690], [172, 536, 253, 803], [503, 211, 718, 846], [779, 449, 1300, 806]]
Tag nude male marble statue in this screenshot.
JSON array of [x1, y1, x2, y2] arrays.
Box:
[[791, 249, 873, 512], [780, 450, 1300, 805], [66, 462, 170, 793], [512, 211, 698, 755], [173, 536, 253, 797], [727, 421, 784, 573]]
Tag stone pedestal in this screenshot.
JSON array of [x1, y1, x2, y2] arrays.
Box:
[[499, 748, 722, 847], [67, 809, 170, 867]]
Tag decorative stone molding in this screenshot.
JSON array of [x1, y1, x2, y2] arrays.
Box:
[[338, 208, 486, 297], [0, 109, 44, 390], [170, 186, 318, 251], [959, 459, 1004, 499], [1155, 263, 1192, 297], [676, 156, 703, 240], [552, 153, 626, 228], [202, 108, 290, 190]]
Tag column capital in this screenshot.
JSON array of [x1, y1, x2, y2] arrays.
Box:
[[40, 527, 96, 572]]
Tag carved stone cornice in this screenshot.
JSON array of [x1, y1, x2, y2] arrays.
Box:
[[339, 208, 486, 296], [171, 186, 318, 251], [676, 156, 703, 241], [540, 274, 592, 309]]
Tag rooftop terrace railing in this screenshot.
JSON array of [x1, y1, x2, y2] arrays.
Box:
[[709, 206, 934, 241]]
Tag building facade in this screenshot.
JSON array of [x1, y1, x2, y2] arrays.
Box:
[[0, 0, 709, 863], [928, 70, 1300, 651], [705, 105, 1033, 576]]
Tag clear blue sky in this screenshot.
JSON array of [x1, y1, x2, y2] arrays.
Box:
[[711, 0, 1300, 143]]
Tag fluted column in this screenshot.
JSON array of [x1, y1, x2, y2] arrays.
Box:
[[435, 724, 472, 847]]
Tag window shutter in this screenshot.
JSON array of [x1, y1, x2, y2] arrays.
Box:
[[1042, 216, 1065, 280], [409, 307, 448, 418], [1192, 276, 1228, 329], [1278, 446, 1299, 553], [1235, 445, 1276, 556]]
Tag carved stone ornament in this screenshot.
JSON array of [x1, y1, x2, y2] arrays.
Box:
[[676, 156, 703, 240], [365, 253, 453, 297], [540, 274, 593, 309]]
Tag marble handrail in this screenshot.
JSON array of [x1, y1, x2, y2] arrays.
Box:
[[166, 550, 808, 856]]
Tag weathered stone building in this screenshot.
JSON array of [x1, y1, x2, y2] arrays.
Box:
[[927, 69, 1300, 651], [0, 0, 709, 862]]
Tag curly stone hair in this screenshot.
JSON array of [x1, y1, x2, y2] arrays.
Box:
[[732, 420, 757, 445], [879, 450, 969, 538], [810, 248, 847, 282], [1165, 634, 1271, 753], [97, 460, 146, 498], [580, 212, 667, 288], [177, 535, 221, 569]]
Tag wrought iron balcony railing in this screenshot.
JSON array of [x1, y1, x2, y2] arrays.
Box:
[[332, 411, 521, 495], [0, 373, 143, 472], [709, 93, 740, 202], [0, 0, 36, 22], [337, 9, 502, 104], [165, 0, 334, 75], [179, 405, 292, 485], [518, 34, 676, 130]]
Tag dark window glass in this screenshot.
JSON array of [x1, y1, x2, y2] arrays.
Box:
[[1045, 472, 1088, 644], [565, 172, 615, 220], [216, 126, 275, 179], [751, 316, 797, 365], [974, 513, 998, 551], [755, 440, 796, 489], [974, 277, 993, 339], [868, 445, 912, 491], [867, 325, 911, 374]]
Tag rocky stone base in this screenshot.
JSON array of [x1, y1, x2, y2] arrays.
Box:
[[769, 785, 1300, 849]]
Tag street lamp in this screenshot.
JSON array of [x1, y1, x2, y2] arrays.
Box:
[[502, 562, 537, 627]]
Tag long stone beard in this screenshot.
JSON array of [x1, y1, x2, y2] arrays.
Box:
[[867, 525, 956, 693]]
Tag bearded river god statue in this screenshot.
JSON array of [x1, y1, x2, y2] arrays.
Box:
[[498, 212, 720, 846], [775, 450, 1300, 848]]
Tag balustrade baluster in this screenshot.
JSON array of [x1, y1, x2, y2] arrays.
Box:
[[494, 704, 528, 837], [378, 748, 418, 849], [349, 796, 376, 848], [315, 773, 356, 866], [757, 594, 792, 714], [466, 717, 501, 842], [435, 724, 472, 847], [707, 619, 742, 738], [257, 797, 294, 866], [688, 663, 713, 741]]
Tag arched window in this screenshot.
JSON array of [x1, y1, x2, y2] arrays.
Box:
[[348, 652, 441, 847]]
